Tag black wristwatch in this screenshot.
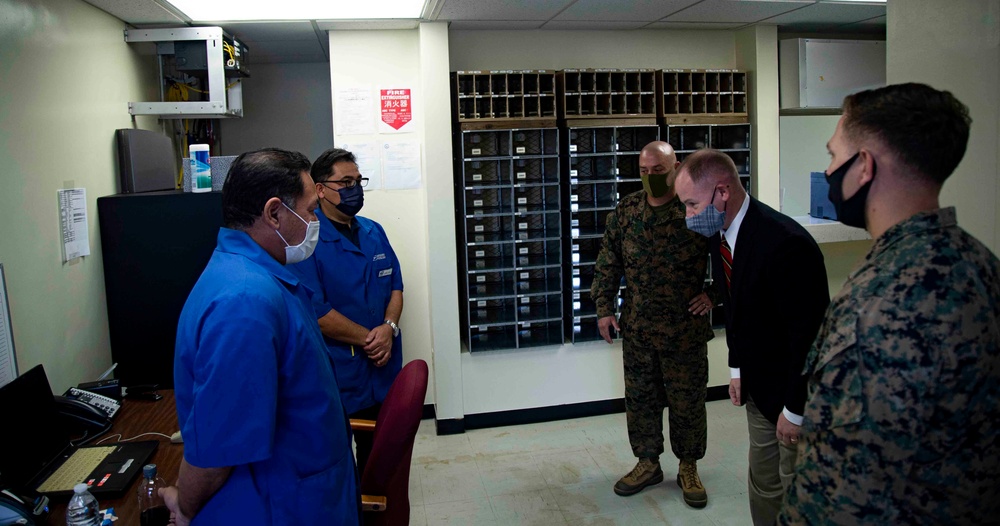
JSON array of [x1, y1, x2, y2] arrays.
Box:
[[384, 319, 400, 337]]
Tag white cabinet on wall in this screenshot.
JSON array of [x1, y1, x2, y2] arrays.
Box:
[[779, 39, 885, 109]]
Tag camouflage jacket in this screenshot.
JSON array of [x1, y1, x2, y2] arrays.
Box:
[[779, 207, 1000, 525], [591, 191, 714, 345]]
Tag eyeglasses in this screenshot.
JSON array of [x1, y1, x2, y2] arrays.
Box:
[[322, 177, 369, 189]]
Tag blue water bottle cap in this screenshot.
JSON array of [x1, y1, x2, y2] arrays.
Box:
[[143, 464, 157, 478]]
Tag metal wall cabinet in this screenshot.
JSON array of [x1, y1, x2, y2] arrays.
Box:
[[457, 126, 564, 352], [564, 121, 659, 343]]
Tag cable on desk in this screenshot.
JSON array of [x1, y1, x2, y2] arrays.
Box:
[[96, 432, 172, 445]]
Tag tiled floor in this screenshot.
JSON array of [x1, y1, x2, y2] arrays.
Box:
[[408, 400, 753, 526]]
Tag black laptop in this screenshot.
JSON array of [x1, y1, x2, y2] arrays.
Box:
[[0, 365, 156, 498]]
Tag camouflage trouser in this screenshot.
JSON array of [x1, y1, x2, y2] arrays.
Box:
[[623, 338, 708, 461]]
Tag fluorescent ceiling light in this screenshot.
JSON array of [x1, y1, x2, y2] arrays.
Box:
[[162, 0, 426, 21]]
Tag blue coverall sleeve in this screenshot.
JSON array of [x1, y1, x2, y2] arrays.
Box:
[[288, 253, 334, 319], [377, 223, 404, 292]]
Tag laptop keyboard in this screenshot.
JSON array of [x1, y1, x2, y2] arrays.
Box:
[[37, 446, 116, 493]]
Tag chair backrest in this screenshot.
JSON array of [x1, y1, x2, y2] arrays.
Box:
[[361, 359, 428, 526]]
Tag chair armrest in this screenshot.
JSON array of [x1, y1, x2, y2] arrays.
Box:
[[361, 494, 387, 512], [350, 419, 377, 433]]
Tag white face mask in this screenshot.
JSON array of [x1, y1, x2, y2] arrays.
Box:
[[276, 202, 320, 264]]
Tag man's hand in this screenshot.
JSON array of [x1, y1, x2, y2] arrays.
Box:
[[776, 412, 801, 446], [688, 292, 713, 316], [159, 486, 191, 526], [363, 324, 393, 367], [597, 315, 620, 344], [729, 378, 742, 406]]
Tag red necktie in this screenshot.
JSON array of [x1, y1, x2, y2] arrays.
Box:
[[720, 237, 733, 292]]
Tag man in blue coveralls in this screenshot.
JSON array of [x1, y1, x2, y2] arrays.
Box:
[[161, 148, 359, 526], [290, 147, 404, 474]]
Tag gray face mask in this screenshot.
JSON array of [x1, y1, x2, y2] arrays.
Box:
[[685, 189, 726, 237]]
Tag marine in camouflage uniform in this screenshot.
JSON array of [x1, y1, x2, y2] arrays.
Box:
[[591, 189, 715, 490], [778, 208, 1000, 524], [778, 83, 1000, 524]]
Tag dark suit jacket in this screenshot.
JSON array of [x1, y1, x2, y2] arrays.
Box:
[[711, 197, 830, 424]]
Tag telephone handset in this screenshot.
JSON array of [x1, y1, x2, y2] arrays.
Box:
[[54, 390, 116, 446]]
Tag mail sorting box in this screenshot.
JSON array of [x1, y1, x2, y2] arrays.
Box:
[[464, 130, 511, 158], [712, 124, 751, 150], [469, 297, 517, 325], [572, 290, 599, 317], [572, 181, 618, 211], [569, 128, 616, 154], [515, 266, 561, 295], [616, 154, 643, 179], [469, 269, 517, 297], [467, 215, 513, 244], [470, 324, 517, 352], [667, 125, 711, 151], [512, 157, 559, 184], [465, 187, 509, 216], [513, 239, 561, 268], [516, 292, 562, 322], [572, 208, 613, 238], [512, 212, 560, 241], [573, 317, 607, 342], [516, 320, 563, 348], [615, 127, 659, 153], [571, 237, 602, 265], [570, 156, 616, 180], [464, 159, 512, 185], [468, 242, 516, 271], [572, 264, 597, 292], [513, 185, 559, 213], [511, 129, 558, 156]]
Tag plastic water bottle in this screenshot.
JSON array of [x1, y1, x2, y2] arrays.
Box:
[[190, 144, 211, 193], [66, 483, 101, 526], [137, 464, 170, 526]]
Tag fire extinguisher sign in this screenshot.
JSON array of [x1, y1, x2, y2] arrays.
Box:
[[380, 89, 412, 131]]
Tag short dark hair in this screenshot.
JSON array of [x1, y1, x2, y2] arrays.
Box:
[[842, 83, 971, 185], [680, 149, 739, 185], [222, 148, 311, 229], [310, 148, 358, 183]]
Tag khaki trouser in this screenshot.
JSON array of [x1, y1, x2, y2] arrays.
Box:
[[746, 398, 797, 526]]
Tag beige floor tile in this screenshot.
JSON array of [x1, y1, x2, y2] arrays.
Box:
[[424, 497, 497, 526]]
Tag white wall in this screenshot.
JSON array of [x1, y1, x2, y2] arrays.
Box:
[[327, 26, 455, 408], [219, 62, 333, 161], [449, 29, 736, 70], [779, 115, 840, 216], [886, 0, 1000, 253], [0, 0, 159, 392]]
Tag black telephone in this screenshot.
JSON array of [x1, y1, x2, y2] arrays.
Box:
[[53, 396, 112, 446]]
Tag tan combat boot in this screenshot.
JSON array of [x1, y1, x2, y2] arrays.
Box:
[[677, 459, 707, 508], [613, 457, 663, 496]]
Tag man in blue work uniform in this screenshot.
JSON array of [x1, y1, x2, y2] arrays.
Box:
[[161, 148, 359, 526], [290, 147, 404, 474]]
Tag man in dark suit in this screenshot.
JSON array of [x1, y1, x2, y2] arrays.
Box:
[[674, 149, 829, 525]]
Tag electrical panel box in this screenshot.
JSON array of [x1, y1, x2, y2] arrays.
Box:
[[173, 33, 250, 78], [779, 39, 885, 109]]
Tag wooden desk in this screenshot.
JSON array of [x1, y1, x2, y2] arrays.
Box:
[[45, 391, 182, 525]]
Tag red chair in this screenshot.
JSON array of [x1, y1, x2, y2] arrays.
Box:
[[351, 359, 428, 526]]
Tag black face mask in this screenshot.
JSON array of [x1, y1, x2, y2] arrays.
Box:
[[334, 184, 364, 217], [826, 152, 875, 229]]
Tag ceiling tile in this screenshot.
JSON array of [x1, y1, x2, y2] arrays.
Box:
[[540, 20, 650, 30], [436, 0, 574, 21], [448, 20, 547, 30], [221, 21, 316, 41], [553, 0, 701, 22], [644, 21, 747, 30], [82, 0, 187, 24], [666, 0, 813, 23], [764, 2, 884, 24]]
